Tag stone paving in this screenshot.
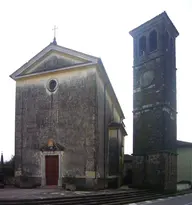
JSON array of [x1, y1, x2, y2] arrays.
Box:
[[0, 187, 128, 200]]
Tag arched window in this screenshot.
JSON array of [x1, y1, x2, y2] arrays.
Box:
[[139, 36, 146, 56], [149, 30, 157, 52], [165, 31, 169, 50]]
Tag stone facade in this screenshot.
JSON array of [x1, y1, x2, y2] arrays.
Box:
[[11, 43, 126, 189], [130, 12, 178, 192]]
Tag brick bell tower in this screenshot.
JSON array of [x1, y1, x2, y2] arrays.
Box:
[[129, 12, 179, 192]]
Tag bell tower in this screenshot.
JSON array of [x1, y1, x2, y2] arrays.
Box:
[[129, 12, 179, 192]]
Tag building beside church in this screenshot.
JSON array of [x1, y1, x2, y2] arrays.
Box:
[[10, 40, 127, 189], [177, 140, 192, 184], [130, 11, 178, 192]]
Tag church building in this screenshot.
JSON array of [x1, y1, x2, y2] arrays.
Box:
[[10, 39, 127, 189]]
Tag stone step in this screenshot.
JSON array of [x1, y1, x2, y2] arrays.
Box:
[[0, 190, 164, 205], [41, 193, 163, 205]]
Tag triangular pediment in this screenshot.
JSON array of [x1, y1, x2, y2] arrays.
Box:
[[22, 51, 90, 75], [10, 43, 99, 80]]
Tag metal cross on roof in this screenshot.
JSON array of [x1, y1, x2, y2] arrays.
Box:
[[52, 25, 58, 45]]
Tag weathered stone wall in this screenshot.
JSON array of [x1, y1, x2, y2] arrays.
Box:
[[14, 63, 124, 189], [132, 156, 144, 187], [132, 153, 176, 191], [164, 153, 177, 192], [118, 129, 124, 179], [131, 16, 177, 192], [96, 73, 105, 183], [15, 66, 97, 188], [133, 106, 176, 154], [96, 72, 122, 188], [108, 129, 118, 176], [145, 153, 165, 189], [164, 110, 177, 151], [133, 108, 164, 155]]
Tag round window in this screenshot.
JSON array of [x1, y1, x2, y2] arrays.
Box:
[[48, 79, 57, 92], [140, 70, 154, 88]]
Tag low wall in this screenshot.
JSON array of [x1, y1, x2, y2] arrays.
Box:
[[177, 183, 191, 191]]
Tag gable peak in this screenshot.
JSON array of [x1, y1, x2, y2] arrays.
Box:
[[52, 37, 57, 45], [10, 42, 99, 80]]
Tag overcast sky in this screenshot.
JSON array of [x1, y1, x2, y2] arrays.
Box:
[[0, 0, 192, 161]]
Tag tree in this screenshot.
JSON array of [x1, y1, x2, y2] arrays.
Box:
[[3, 155, 15, 177]]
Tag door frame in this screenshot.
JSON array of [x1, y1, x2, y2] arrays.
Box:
[[40, 151, 64, 187]]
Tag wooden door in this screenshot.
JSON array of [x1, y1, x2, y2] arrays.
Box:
[[45, 155, 59, 185]]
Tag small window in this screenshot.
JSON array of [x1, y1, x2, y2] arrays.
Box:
[[149, 30, 157, 52], [139, 36, 146, 56]]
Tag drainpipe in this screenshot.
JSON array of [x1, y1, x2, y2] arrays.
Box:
[[103, 82, 109, 188], [94, 77, 98, 180], [103, 83, 106, 188], [50, 93, 53, 134], [190, 159, 192, 185], [21, 90, 24, 176], [0, 152, 4, 174]]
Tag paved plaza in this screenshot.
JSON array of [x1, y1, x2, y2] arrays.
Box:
[[0, 187, 127, 200]]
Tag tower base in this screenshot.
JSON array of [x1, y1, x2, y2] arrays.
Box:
[[132, 151, 177, 193]]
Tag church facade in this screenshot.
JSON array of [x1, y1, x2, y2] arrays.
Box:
[[130, 12, 178, 192], [10, 42, 127, 189]]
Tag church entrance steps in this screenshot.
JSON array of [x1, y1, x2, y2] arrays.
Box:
[[41, 185, 60, 189], [0, 188, 191, 205]]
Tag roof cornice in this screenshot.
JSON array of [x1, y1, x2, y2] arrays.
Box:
[[13, 62, 96, 81]]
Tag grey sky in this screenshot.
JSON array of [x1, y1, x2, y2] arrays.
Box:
[[0, 0, 191, 161]]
